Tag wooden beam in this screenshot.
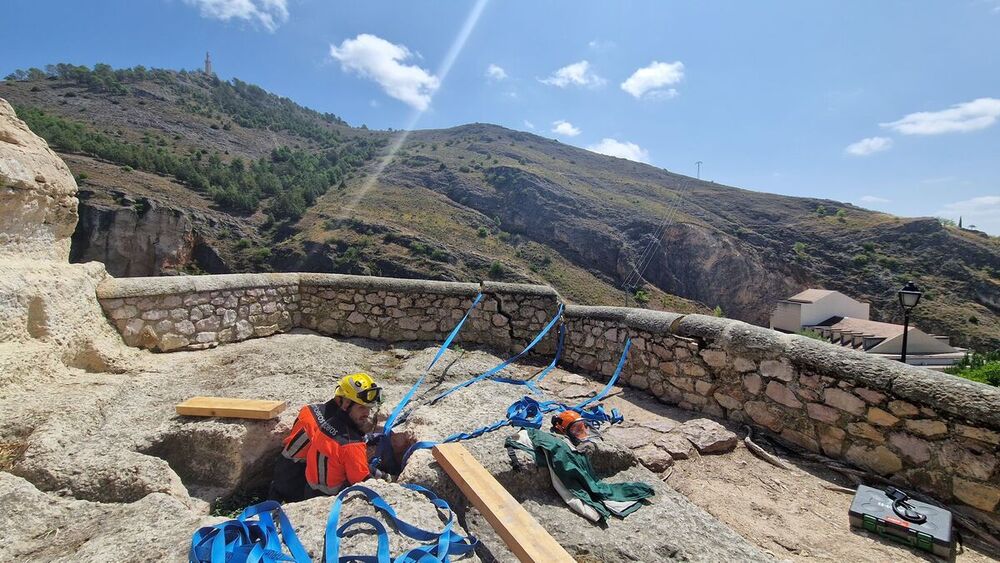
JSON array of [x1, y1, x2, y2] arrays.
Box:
[[175, 396, 287, 420], [432, 443, 574, 563]]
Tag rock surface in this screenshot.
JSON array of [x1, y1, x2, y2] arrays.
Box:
[[0, 330, 771, 562], [678, 418, 739, 455], [0, 99, 78, 261]]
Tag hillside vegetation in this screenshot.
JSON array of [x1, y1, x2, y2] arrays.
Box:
[[2, 64, 997, 348]]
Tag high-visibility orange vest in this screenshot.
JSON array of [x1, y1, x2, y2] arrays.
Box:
[[280, 403, 369, 495]]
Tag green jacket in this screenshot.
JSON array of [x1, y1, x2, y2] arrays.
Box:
[[507, 429, 654, 521]]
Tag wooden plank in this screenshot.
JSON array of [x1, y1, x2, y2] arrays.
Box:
[[175, 396, 287, 420], [432, 443, 574, 563]]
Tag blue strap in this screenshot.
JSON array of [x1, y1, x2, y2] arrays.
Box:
[[576, 337, 631, 409], [190, 501, 309, 563], [324, 485, 477, 563], [384, 293, 484, 433], [430, 305, 564, 405], [489, 324, 565, 394], [371, 293, 483, 475]]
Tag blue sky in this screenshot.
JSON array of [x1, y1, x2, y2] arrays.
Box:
[[4, 0, 1000, 234]]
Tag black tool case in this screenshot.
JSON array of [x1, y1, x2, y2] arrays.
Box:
[[848, 485, 954, 558]]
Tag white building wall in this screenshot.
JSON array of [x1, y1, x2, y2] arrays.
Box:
[[799, 293, 870, 327]]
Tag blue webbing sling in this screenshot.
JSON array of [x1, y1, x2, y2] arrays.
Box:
[[428, 304, 564, 405], [371, 293, 484, 475], [323, 484, 478, 563], [489, 323, 566, 394], [398, 337, 632, 467], [189, 501, 310, 563]]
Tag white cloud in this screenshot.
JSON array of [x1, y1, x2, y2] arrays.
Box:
[[485, 64, 507, 81], [938, 195, 1000, 235], [551, 120, 581, 137], [182, 0, 288, 31], [540, 60, 605, 88], [586, 138, 650, 163], [523, 120, 535, 130], [329, 34, 439, 111], [621, 61, 685, 99], [588, 39, 616, 52], [860, 195, 890, 204], [845, 136, 893, 156], [880, 98, 1000, 135]]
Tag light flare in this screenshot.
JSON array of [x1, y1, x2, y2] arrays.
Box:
[[338, 0, 490, 219]]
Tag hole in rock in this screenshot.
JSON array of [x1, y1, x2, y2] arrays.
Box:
[[65, 341, 112, 373], [140, 420, 283, 508], [26, 296, 49, 339], [0, 439, 30, 472]]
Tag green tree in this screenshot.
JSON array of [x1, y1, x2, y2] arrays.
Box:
[[488, 261, 504, 279], [792, 242, 807, 258], [634, 289, 650, 305]]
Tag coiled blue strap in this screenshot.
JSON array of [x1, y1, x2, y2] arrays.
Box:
[[189, 501, 310, 563]]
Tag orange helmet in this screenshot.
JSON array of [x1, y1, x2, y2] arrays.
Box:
[[551, 411, 584, 435]]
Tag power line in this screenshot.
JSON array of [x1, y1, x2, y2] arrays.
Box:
[[620, 177, 693, 294]]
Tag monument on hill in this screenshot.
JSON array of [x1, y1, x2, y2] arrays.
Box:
[[204, 52, 213, 75]]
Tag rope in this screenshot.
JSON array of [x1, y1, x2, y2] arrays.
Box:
[[621, 177, 694, 292]]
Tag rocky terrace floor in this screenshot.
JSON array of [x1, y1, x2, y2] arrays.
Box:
[[1, 330, 996, 562]]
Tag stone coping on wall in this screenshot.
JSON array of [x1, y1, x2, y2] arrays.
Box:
[[97, 273, 300, 299], [565, 304, 685, 332], [299, 273, 481, 296], [481, 280, 559, 298]]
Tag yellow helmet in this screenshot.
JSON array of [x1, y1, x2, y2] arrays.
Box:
[[335, 372, 383, 407]]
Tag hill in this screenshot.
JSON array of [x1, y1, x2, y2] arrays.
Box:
[[1, 64, 997, 348]]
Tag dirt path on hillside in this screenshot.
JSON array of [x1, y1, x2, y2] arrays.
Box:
[[533, 374, 998, 563]]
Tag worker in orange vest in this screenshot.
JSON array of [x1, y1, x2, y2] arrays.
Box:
[[269, 373, 388, 503]]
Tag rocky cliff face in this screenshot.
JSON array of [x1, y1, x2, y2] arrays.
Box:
[[388, 163, 805, 324], [72, 192, 227, 277], [0, 98, 132, 380], [0, 99, 78, 261]]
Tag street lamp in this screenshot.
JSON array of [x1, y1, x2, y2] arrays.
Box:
[[897, 281, 922, 364]]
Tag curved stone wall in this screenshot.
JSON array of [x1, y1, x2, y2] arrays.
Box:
[[96, 274, 1000, 517], [560, 305, 1000, 516], [97, 274, 560, 354]]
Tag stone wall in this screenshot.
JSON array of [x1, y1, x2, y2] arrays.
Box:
[[97, 274, 561, 355], [97, 274, 300, 352], [560, 305, 1000, 517], [96, 274, 1000, 517]]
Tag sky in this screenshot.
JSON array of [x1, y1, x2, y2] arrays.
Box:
[[4, 0, 1000, 234]]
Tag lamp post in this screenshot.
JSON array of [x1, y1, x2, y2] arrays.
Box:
[[897, 281, 922, 364]]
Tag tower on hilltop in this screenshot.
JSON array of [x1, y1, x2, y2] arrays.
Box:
[[204, 52, 213, 75]]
